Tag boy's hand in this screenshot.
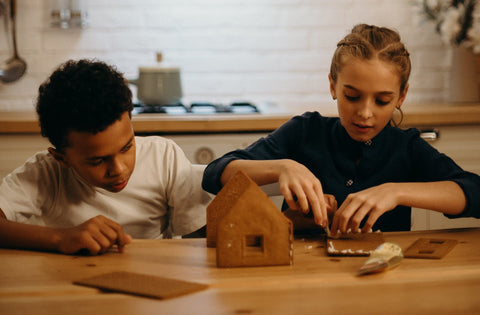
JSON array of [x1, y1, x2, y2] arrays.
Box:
[[56, 215, 132, 255]]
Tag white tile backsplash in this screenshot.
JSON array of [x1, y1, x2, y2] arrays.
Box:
[[0, 0, 457, 111]]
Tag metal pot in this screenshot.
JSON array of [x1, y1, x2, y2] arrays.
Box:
[[129, 65, 182, 105]]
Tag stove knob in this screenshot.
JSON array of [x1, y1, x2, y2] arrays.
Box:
[[195, 147, 215, 164]]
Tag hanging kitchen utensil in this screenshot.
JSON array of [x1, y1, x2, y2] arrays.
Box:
[[0, 0, 27, 83]]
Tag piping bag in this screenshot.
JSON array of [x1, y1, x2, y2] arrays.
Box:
[[357, 242, 403, 276]]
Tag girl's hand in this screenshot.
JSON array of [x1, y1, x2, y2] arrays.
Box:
[[56, 215, 132, 255], [324, 193, 338, 222], [278, 160, 329, 227], [330, 183, 399, 235]]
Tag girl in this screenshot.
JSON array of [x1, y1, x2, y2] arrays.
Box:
[[202, 24, 480, 234]]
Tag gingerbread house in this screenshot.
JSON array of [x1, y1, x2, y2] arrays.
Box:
[[207, 170, 293, 268]]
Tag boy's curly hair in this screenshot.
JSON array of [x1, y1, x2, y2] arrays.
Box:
[[36, 59, 133, 151]]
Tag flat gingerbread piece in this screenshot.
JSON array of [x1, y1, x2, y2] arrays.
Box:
[[74, 271, 208, 299]]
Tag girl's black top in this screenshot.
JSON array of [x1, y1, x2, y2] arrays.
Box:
[[202, 111, 480, 231]]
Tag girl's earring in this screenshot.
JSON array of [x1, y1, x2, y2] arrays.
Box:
[[391, 106, 404, 127]]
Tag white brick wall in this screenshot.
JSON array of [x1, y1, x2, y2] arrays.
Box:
[[0, 0, 458, 111]]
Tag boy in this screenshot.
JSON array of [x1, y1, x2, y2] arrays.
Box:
[[0, 59, 211, 255]]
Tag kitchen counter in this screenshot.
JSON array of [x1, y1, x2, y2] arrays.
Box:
[[0, 103, 479, 134]]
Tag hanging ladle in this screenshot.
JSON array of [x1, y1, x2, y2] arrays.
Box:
[[0, 0, 27, 83]]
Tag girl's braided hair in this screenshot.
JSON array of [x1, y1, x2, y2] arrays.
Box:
[[330, 24, 411, 94]]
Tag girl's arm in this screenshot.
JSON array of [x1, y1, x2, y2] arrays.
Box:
[[395, 181, 465, 214], [330, 181, 466, 235], [221, 159, 329, 227]]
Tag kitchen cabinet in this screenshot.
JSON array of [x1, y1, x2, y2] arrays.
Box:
[[1, 124, 479, 231], [167, 126, 480, 231], [164, 133, 267, 164], [411, 124, 480, 230], [169, 126, 480, 231], [0, 134, 50, 178], [0, 133, 265, 178]]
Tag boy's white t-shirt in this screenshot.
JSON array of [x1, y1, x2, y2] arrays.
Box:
[[0, 136, 212, 238]]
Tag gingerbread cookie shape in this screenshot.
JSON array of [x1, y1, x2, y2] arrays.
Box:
[[207, 170, 293, 267]]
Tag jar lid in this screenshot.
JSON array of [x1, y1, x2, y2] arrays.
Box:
[[138, 66, 180, 73]]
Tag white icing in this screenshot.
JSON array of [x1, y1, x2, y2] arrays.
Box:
[[328, 241, 336, 253], [327, 237, 375, 255]]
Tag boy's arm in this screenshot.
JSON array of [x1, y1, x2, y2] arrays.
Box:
[[0, 208, 131, 255]]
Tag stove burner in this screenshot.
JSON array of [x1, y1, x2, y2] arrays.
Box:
[[133, 102, 260, 115]]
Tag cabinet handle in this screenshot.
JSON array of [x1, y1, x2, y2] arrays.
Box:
[[418, 128, 439, 142]]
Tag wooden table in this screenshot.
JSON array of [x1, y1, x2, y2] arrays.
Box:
[[1, 228, 479, 314]]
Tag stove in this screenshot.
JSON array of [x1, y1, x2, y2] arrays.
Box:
[[131, 99, 290, 183], [132, 101, 261, 115]]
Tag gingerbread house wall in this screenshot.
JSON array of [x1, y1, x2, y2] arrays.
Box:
[[216, 184, 293, 268]]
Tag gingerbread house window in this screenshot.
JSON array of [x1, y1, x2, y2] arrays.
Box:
[[244, 235, 264, 255]]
